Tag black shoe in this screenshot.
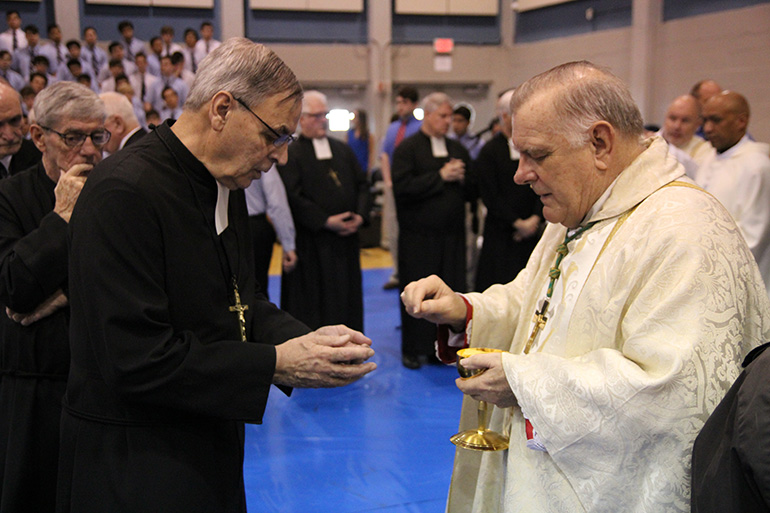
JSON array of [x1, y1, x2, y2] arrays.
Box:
[[402, 354, 421, 369]]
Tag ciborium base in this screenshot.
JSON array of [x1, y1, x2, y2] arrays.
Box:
[[450, 429, 509, 451]]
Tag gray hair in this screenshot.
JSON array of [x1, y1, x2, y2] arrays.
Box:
[[511, 61, 643, 147], [185, 37, 302, 111], [302, 90, 328, 113], [33, 81, 105, 128], [421, 92, 452, 114], [100, 91, 138, 126], [497, 89, 515, 118]]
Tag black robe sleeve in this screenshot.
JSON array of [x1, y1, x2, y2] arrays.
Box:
[[0, 164, 67, 313]]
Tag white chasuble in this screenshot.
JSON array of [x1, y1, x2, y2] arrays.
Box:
[[445, 137, 770, 513]]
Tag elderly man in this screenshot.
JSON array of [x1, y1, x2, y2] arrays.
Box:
[[57, 38, 376, 512], [0, 81, 106, 512], [474, 89, 541, 292], [99, 91, 146, 155], [0, 81, 40, 177], [661, 94, 713, 171], [695, 91, 770, 297], [278, 90, 368, 332], [401, 62, 770, 512], [393, 92, 471, 369]]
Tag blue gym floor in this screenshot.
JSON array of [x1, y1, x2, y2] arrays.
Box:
[[243, 268, 463, 512]]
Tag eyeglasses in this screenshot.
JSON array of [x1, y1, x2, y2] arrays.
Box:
[[233, 96, 295, 148], [302, 112, 328, 121], [39, 125, 111, 148]]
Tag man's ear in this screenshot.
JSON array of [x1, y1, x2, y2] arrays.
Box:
[[111, 115, 124, 135], [30, 124, 47, 153], [209, 91, 233, 132], [589, 121, 614, 171]]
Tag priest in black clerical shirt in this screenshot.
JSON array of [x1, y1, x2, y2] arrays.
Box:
[[0, 81, 41, 178], [278, 90, 369, 333], [392, 92, 472, 369], [58, 38, 376, 513], [0, 81, 107, 512]]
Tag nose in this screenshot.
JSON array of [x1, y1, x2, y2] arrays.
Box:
[[514, 155, 536, 185], [273, 144, 290, 167], [80, 135, 102, 159]]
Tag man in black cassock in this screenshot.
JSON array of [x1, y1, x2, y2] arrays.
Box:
[[0, 81, 41, 178], [0, 81, 106, 512], [392, 92, 471, 369], [58, 39, 376, 513], [474, 89, 542, 292], [278, 90, 369, 332]]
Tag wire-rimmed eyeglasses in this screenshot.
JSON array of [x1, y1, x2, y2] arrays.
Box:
[[233, 96, 296, 148]]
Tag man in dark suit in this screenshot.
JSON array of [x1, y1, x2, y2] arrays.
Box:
[[0, 81, 40, 177], [99, 91, 147, 156]]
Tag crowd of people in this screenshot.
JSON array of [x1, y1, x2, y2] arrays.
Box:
[[1, 9, 769, 513], [0, 11, 221, 131]]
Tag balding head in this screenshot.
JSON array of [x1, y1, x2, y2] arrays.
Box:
[[662, 94, 701, 148], [702, 91, 749, 153], [0, 80, 24, 159], [100, 91, 139, 153], [690, 79, 722, 108]]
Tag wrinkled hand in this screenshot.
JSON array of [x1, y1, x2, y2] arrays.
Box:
[[325, 211, 363, 237], [439, 158, 465, 182], [282, 249, 298, 273], [456, 352, 518, 408], [513, 215, 541, 242], [54, 163, 93, 223], [6, 289, 68, 327], [401, 274, 467, 331], [273, 324, 377, 388]]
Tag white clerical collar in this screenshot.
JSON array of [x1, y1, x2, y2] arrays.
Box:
[[120, 126, 142, 150], [430, 136, 448, 158], [715, 134, 751, 160], [312, 136, 333, 160], [214, 181, 229, 235]]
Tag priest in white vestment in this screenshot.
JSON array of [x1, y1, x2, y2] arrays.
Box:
[[401, 62, 770, 513], [694, 91, 770, 298]]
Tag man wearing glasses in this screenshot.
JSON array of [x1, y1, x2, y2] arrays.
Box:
[[58, 38, 376, 512], [0, 81, 107, 511], [278, 90, 369, 333]]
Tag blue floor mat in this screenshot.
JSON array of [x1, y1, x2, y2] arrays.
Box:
[[243, 268, 463, 512]]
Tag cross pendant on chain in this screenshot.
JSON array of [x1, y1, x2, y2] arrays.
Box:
[[229, 281, 249, 342], [523, 300, 549, 354]]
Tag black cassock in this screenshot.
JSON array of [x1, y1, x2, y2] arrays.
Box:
[[278, 135, 369, 332], [474, 132, 542, 292], [392, 131, 470, 358], [0, 162, 69, 512], [58, 122, 310, 512]]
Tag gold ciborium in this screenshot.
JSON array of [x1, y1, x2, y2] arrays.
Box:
[[450, 347, 509, 451]]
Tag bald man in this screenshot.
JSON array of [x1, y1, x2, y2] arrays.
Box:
[[695, 91, 770, 296], [661, 94, 713, 168], [0, 80, 40, 177], [99, 91, 146, 155]]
